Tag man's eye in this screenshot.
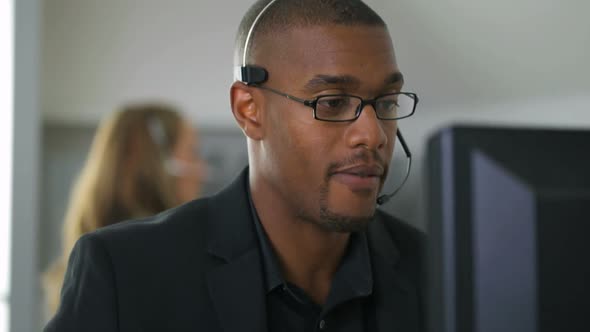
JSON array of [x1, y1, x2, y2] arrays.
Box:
[[317, 97, 350, 110], [377, 99, 399, 111]]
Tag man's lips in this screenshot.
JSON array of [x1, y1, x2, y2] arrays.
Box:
[[330, 164, 384, 192], [332, 164, 385, 178]]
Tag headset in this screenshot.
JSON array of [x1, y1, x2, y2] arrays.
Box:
[[234, 0, 413, 206], [147, 116, 195, 177]]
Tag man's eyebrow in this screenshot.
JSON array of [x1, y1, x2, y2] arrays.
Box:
[[385, 72, 404, 85], [304, 74, 361, 91], [303, 72, 405, 91]]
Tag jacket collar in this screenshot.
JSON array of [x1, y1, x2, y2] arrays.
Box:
[[205, 167, 420, 332], [205, 167, 405, 265], [367, 211, 422, 332], [205, 167, 258, 262], [206, 168, 268, 332]]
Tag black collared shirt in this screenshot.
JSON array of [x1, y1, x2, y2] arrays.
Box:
[[248, 186, 374, 332]]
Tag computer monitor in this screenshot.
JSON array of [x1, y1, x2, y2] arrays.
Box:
[[426, 125, 590, 332]]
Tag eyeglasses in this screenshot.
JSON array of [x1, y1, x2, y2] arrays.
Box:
[[251, 85, 418, 122]]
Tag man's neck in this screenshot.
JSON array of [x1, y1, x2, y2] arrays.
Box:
[[250, 175, 350, 305]]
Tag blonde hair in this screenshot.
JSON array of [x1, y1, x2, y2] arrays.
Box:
[[43, 103, 185, 315]]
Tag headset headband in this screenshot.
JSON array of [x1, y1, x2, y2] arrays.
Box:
[[234, 0, 280, 84]]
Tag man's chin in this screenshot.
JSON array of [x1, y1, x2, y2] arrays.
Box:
[[316, 207, 374, 233], [328, 199, 377, 219], [315, 183, 379, 232]]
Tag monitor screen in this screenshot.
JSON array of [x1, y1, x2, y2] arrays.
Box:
[[426, 125, 590, 332]]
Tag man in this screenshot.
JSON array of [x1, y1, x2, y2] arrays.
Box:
[[45, 0, 425, 331]]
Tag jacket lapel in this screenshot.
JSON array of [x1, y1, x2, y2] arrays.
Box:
[[205, 168, 267, 332], [207, 248, 267, 332], [368, 213, 421, 332], [203, 169, 420, 332]]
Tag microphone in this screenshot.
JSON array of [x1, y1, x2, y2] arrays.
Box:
[[377, 128, 412, 205]]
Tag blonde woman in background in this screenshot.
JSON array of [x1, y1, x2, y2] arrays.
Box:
[[42, 103, 206, 316]]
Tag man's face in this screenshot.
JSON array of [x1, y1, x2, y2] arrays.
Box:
[[254, 25, 400, 232]]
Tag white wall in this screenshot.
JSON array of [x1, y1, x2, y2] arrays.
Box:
[[42, 0, 253, 127], [41, 0, 590, 128], [0, 1, 14, 331], [13, 0, 42, 331], [375, 0, 590, 105]]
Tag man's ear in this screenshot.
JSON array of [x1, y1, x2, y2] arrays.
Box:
[[230, 81, 264, 140]]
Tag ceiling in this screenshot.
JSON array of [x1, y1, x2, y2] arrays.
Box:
[[41, 0, 590, 127]]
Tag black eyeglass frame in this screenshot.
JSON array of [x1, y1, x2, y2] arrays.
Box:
[[251, 84, 419, 123]]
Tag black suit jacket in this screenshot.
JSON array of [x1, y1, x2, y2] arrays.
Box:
[[45, 169, 426, 332]]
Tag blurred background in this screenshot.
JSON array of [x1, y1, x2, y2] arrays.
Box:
[[3, 0, 590, 331]]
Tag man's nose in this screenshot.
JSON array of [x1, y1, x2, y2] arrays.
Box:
[[345, 104, 389, 150]]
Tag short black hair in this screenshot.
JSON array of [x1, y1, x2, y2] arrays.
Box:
[[234, 0, 387, 67]]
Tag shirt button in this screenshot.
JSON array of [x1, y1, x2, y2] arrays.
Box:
[[319, 319, 327, 330]]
